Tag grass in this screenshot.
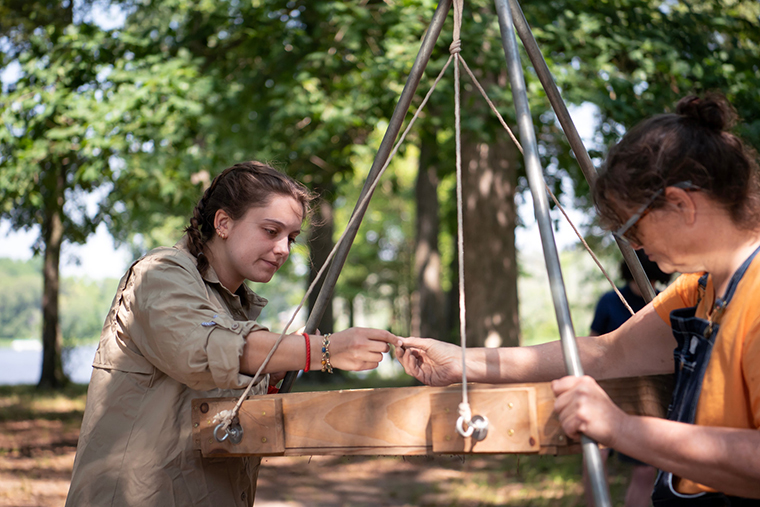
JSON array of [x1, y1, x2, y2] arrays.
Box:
[[0, 384, 88, 422]]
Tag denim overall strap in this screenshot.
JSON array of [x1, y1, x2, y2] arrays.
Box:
[[652, 245, 760, 506]]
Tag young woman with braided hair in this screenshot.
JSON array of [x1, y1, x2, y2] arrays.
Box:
[[397, 94, 760, 504], [66, 161, 400, 507]]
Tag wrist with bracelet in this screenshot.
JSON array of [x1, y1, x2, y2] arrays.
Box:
[[302, 332, 311, 372], [299, 332, 333, 373], [321, 333, 333, 374]]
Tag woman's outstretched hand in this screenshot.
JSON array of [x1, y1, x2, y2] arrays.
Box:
[[395, 337, 462, 386], [327, 327, 401, 372]]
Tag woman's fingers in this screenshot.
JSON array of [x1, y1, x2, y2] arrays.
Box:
[[355, 359, 385, 371], [325, 328, 401, 371], [358, 328, 402, 346], [397, 336, 435, 352], [327, 329, 460, 377], [551, 375, 625, 446]]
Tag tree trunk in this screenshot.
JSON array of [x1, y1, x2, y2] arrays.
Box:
[[38, 163, 68, 389], [460, 134, 521, 348], [412, 134, 446, 341], [307, 195, 335, 334]]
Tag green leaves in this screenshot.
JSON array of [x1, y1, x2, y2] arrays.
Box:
[[1, 20, 112, 236], [3, 0, 759, 318]]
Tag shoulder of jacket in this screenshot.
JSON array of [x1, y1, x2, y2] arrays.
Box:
[[135, 245, 199, 273]]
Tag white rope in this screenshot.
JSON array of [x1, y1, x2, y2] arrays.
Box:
[[215, 47, 459, 437], [545, 186, 635, 316], [457, 56, 633, 316], [450, 0, 476, 439]]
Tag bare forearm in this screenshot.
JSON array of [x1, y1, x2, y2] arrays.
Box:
[[465, 335, 613, 383], [241, 327, 397, 375], [466, 305, 674, 384], [465, 342, 565, 383], [615, 415, 760, 497], [240, 330, 313, 375]]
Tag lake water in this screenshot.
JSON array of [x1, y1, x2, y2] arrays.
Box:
[[0, 342, 403, 385], [0, 342, 97, 385]]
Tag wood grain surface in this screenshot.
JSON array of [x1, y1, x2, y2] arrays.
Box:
[[193, 375, 673, 458]]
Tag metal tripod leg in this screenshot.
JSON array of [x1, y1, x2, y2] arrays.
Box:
[[506, 0, 655, 303], [279, 0, 454, 394], [493, 0, 612, 505]]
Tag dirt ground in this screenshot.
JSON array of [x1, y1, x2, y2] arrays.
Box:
[[254, 453, 596, 507], [0, 385, 635, 507], [0, 422, 588, 507]]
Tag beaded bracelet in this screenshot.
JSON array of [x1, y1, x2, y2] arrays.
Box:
[[321, 333, 333, 374], [302, 333, 311, 372]]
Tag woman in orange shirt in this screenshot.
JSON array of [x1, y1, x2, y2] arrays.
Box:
[[397, 94, 760, 505]]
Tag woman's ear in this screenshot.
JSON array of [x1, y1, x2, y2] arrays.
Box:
[[214, 209, 231, 239], [664, 186, 697, 226]]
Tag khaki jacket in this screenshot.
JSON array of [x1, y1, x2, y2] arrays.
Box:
[[66, 237, 269, 507]]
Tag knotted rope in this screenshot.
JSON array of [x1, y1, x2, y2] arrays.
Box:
[[450, 0, 480, 438], [451, 0, 632, 437]]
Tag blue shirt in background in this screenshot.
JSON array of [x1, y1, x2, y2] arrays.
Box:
[[590, 284, 647, 335]]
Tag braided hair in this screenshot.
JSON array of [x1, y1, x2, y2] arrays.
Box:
[[594, 93, 760, 231], [184, 161, 314, 276]]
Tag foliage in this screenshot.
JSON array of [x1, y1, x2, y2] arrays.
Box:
[[59, 276, 118, 345], [332, 144, 417, 336], [99, 28, 221, 247], [0, 257, 117, 345], [0, 258, 42, 340], [101, 0, 446, 336], [0, 19, 118, 246], [520, 245, 624, 345], [527, 0, 760, 209], [100, 0, 437, 243]]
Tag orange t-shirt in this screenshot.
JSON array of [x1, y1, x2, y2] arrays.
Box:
[[653, 258, 760, 494]]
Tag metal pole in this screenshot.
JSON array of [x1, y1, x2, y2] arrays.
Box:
[[507, 0, 655, 302], [280, 0, 454, 394], [493, 1, 612, 505]]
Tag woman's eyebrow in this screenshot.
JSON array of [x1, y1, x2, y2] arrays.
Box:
[[262, 218, 302, 235]]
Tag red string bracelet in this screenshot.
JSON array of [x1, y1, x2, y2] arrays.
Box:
[[302, 332, 311, 372]]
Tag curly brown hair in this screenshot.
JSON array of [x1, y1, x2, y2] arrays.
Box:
[[184, 161, 315, 276], [593, 94, 760, 231]]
